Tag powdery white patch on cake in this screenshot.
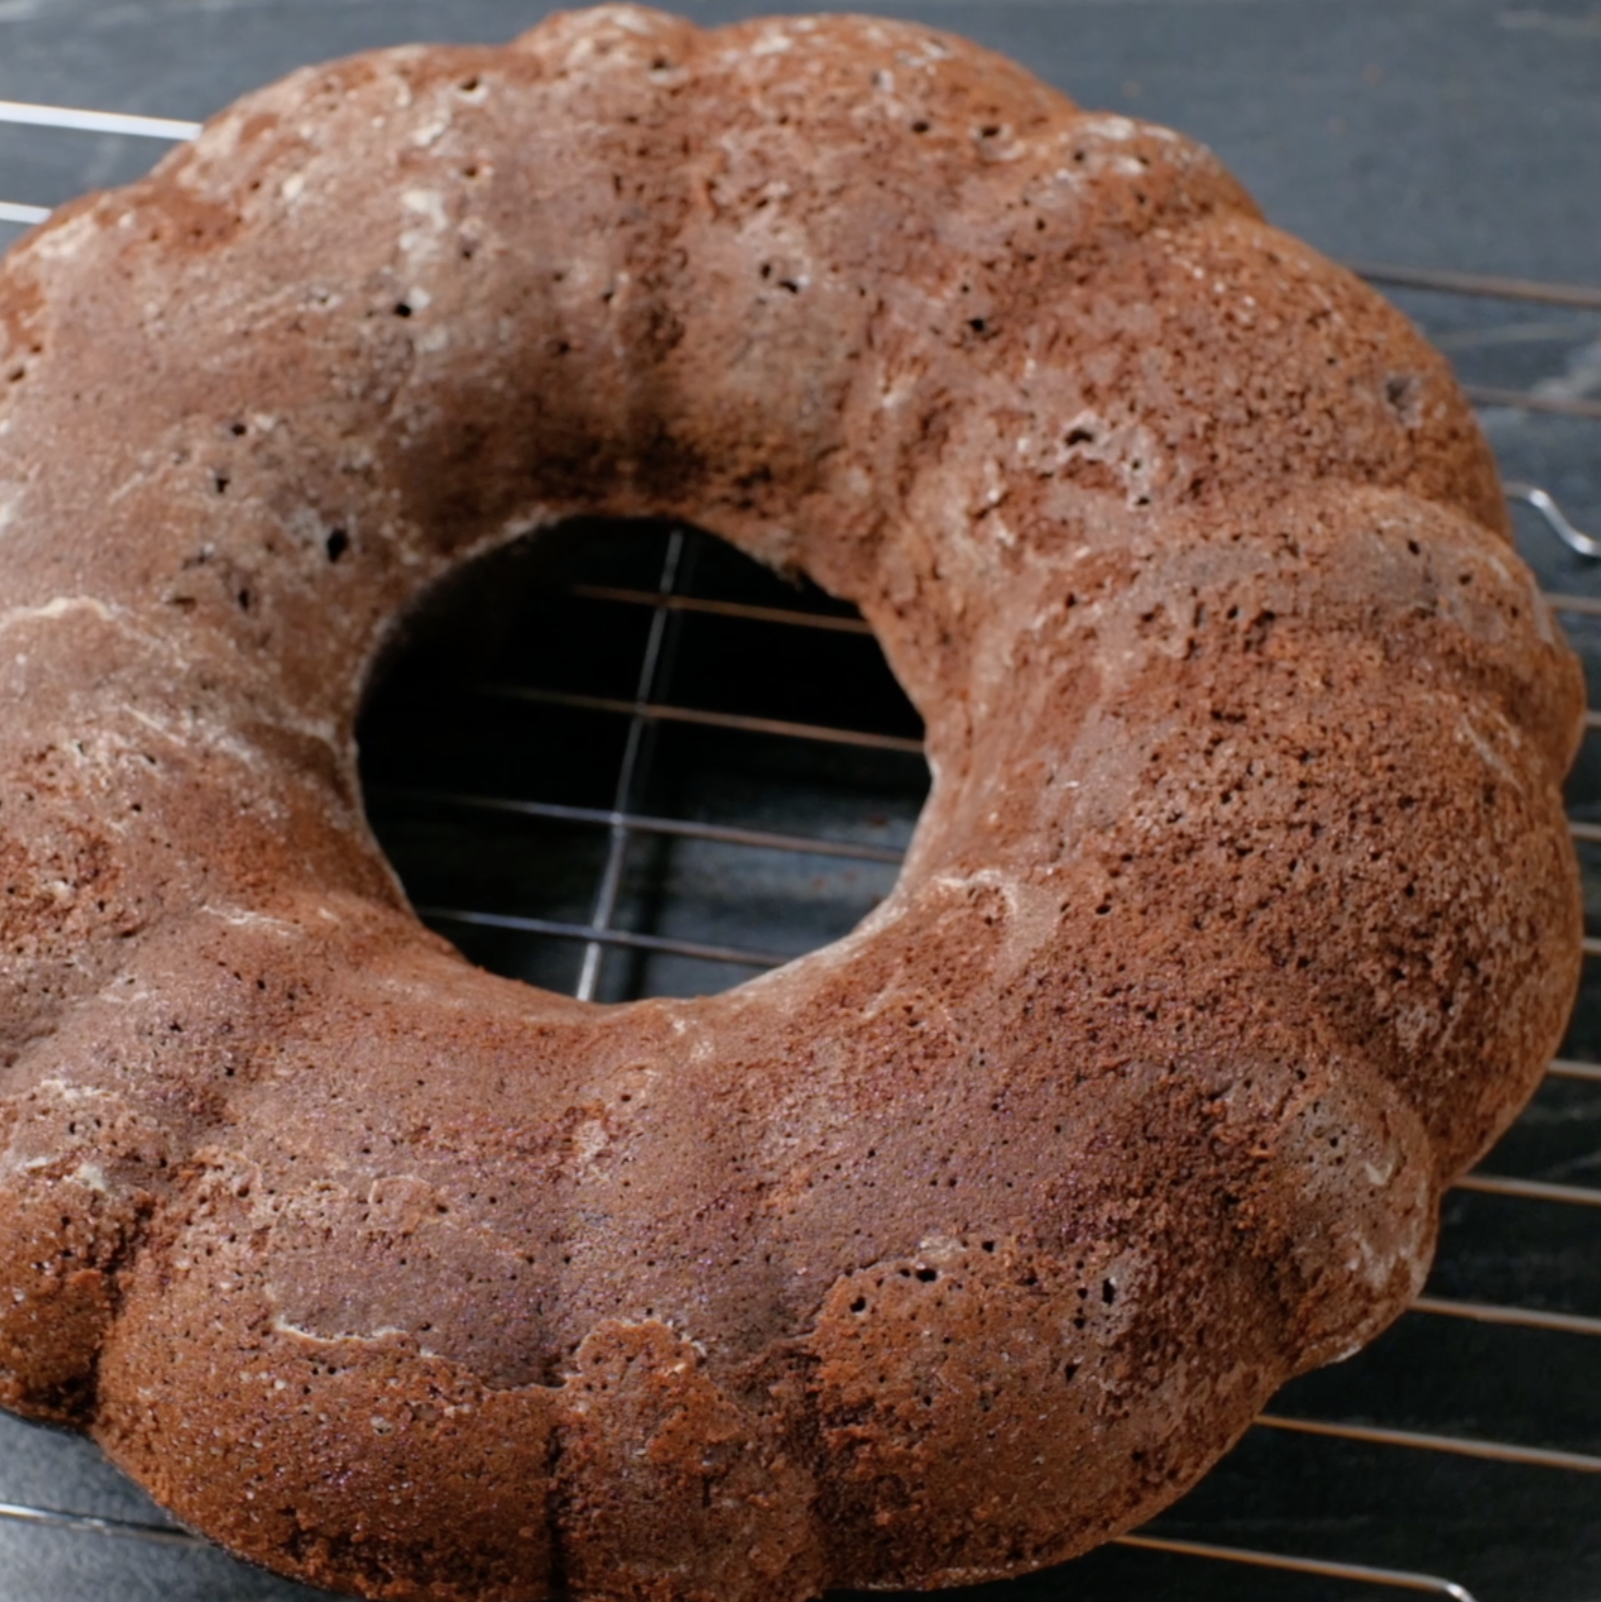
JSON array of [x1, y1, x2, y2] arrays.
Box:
[[598, 4, 661, 36], [1054, 114, 1154, 178], [1453, 704, 1530, 792], [386, 70, 416, 114], [399, 188, 450, 257], [749, 25, 794, 56], [1079, 114, 1137, 142], [251, 1174, 561, 1386], [928, 868, 1060, 985], [25, 207, 99, 264], [113, 702, 347, 821], [200, 903, 306, 937], [571, 1118, 610, 1170], [411, 113, 451, 149], [3, 1078, 124, 1161], [1263, 1069, 1435, 1367], [0, 1080, 170, 1206], [0, 595, 115, 634]]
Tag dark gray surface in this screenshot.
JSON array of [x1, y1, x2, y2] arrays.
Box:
[[2, 3, 1600, 1600]]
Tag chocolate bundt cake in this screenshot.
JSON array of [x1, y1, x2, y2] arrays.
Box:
[[0, 6, 1583, 1599]]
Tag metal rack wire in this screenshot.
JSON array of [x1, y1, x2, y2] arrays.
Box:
[[3, 96, 1600, 1602]]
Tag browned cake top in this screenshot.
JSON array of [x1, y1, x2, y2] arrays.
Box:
[[0, 7, 1584, 1600]]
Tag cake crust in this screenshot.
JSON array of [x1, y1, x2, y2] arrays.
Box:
[[0, 7, 1584, 1599]]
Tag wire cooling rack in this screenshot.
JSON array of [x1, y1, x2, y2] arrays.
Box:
[[3, 97, 1601, 1602]]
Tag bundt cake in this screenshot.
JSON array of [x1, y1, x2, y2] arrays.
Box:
[[0, 6, 1583, 1599]]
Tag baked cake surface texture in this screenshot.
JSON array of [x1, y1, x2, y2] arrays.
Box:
[[0, 6, 1583, 1599]]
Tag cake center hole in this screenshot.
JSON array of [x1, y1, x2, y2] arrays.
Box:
[[357, 519, 928, 1003]]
